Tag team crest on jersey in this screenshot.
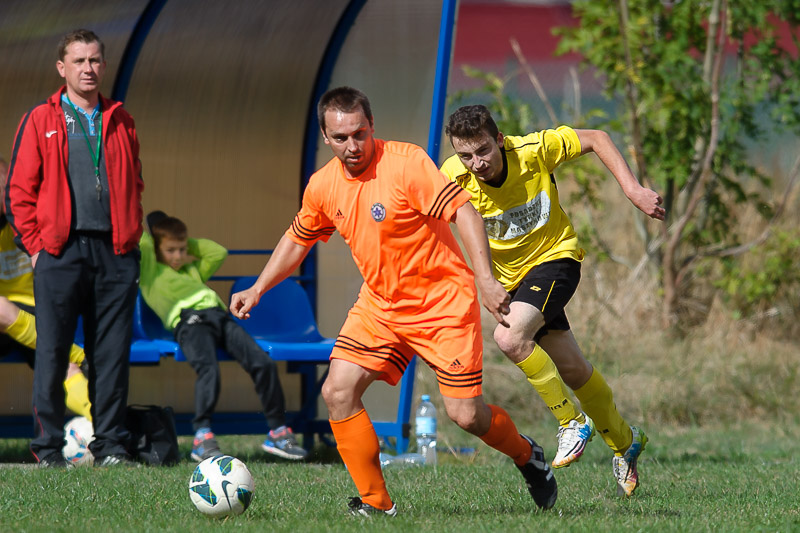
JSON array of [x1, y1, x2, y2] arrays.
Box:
[[370, 202, 386, 222]]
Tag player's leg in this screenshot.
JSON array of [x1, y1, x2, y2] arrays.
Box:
[[440, 391, 557, 509], [84, 238, 138, 465], [411, 313, 556, 509], [221, 316, 307, 460], [541, 329, 646, 495], [175, 312, 223, 461], [64, 362, 91, 420], [1, 298, 92, 420], [505, 259, 595, 468], [542, 329, 647, 495], [322, 358, 395, 514], [495, 302, 583, 424], [30, 248, 81, 466]]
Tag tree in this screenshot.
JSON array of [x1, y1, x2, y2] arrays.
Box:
[[555, 0, 800, 328]]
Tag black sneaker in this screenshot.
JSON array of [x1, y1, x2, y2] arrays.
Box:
[[95, 454, 139, 467], [516, 434, 558, 510], [38, 451, 71, 469], [347, 497, 398, 517]]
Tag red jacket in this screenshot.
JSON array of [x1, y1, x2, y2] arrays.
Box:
[[5, 87, 144, 256]]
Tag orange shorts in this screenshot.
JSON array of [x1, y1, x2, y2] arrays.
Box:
[[331, 298, 484, 399]]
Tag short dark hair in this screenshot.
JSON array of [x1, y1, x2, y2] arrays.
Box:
[[445, 105, 499, 141], [58, 29, 104, 61], [152, 216, 188, 250], [317, 86, 373, 132]]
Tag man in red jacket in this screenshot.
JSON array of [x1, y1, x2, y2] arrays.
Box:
[[5, 29, 144, 467]]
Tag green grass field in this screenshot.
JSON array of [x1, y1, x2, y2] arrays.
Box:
[[1, 420, 798, 533]]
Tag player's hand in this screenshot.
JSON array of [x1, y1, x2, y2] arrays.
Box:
[[31, 251, 40, 269], [629, 186, 666, 220], [230, 287, 260, 319], [477, 277, 511, 327]]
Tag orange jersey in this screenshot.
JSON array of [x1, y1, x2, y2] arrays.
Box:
[[287, 139, 474, 324]]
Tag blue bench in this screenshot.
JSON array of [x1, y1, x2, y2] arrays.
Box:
[[132, 277, 417, 452], [1, 277, 416, 453]]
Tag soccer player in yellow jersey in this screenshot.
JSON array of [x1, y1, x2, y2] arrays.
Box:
[[441, 105, 665, 497], [232, 87, 557, 515], [0, 156, 91, 422]]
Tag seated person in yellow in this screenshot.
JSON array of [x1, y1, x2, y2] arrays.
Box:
[[0, 156, 91, 421], [139, 211, 308, 461], [441, 105, 665, 496]]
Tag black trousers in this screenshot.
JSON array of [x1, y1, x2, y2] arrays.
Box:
[[173, 307, 286, 432], [31, 232, 139, 460]]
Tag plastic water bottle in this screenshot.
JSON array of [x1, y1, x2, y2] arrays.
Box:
[[379, 452, 425, 468], [415, 394, 437, 466]]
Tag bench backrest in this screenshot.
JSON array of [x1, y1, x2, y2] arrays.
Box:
[[133, 295, 174, 341], [230, 276, 326, 343]]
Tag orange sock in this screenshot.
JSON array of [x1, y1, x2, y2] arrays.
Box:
[[330, 409, 392, 510], [478, 405, 532, 466]]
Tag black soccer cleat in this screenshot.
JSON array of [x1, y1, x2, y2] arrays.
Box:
[[516, 434, 558, 510], [347, 497, 398, 517]]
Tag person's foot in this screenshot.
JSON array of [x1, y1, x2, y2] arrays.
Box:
[[552, 415, 595, 468], [612, 426, 648, 496], [516, 434, 558, 510], [261, 427, 309, 460], [191, 428, 221, 462], [95, 453, 139, 467], [347, 497, 397, 517], [38, 451, 71, 469]]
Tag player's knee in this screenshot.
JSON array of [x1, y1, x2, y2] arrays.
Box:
[[445, 404, 483, 435], [493, 324, 524, 356], [321, 378, 346, 409], [0, 296, 18, 329]]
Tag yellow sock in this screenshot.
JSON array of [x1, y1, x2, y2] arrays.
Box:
[[516, 344, 583, 426], [69, 344, 86, 365], [64, 372, 92, 421], [573, 368, 631, 455], [5, 309, 37, 349]]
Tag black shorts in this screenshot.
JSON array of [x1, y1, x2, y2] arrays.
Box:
[[0, 302, 36, 367], [508, 258, 581, 342]]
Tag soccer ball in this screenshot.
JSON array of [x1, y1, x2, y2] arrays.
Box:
[[188, 455, 254, 517], [63, 416, 95, 466]]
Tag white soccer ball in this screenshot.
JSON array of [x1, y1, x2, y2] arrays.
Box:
[[189, 455, 254, 517], [63, 416, 95, 466]]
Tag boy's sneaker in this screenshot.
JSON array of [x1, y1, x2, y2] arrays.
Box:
[[191, 428, 221, 462], [347, 497, 398, 517], [261, 427, 308, 460], [95, 454, 139, 467], [612, 425, 648, 496], [38, 451, 71, 469], [552, 415, 595, 468], [516, 434, 558, 510]]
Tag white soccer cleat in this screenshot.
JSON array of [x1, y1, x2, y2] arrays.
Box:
[[552, 415, 595, 469]]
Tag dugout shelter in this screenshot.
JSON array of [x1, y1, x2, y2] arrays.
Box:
[[0, 0, 458, 449]]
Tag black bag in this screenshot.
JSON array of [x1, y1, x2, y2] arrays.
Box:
[[125, 404, 181, 466]]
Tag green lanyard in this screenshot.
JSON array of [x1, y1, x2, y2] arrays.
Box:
[[66, 97, 103, 201]]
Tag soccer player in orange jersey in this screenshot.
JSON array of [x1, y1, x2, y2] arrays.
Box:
[[231, 87, 557, 515]]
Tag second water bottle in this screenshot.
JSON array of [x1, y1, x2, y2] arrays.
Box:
[[414, 394, 437, 466]]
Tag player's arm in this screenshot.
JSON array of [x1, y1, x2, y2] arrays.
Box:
[[453, 202, 510, 327], [5, 112, 45, 260], [230, 234, 310, 319], [189, 237, 228, 282], [574, 129, 665, 221]]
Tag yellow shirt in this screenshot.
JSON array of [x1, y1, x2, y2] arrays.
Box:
[[441, 126, 585, 291], [0, 222, 35, 307]]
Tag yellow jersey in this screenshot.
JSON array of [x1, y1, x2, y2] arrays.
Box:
[[441, 126, 586, 291], [0, 221, 35, 307]]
